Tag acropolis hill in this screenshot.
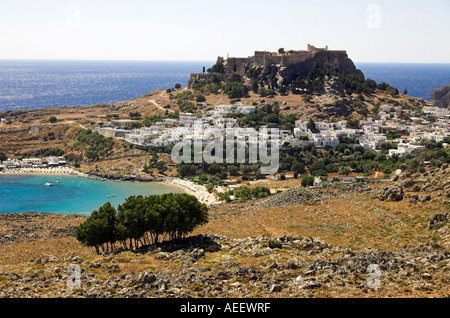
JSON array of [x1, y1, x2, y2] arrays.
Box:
[[188, 44, 364, 87]]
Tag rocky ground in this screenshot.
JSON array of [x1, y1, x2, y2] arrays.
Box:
[[0, 204, 448, 298], [0, 167, 449, 299]]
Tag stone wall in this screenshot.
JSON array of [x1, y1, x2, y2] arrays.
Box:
[[188, 45, 360, 87], [187, 72, 226, 88]]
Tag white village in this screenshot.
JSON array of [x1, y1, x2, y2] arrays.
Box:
[[92, 104, 450, 158]]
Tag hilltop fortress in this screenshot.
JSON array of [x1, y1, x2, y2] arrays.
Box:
[[188, 44, 363, 87]]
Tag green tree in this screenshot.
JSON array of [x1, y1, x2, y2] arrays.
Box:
[[49, 116, 57, 123], [155, 160, 168, 173], [75, 202, 118, 254], [178, 164, 198, 178], [116, 196, 149, 250], [196, 94, 206, 102], [301, 175, 315, 187], [338, 166, 351, 176], [76, 193, 209, 253], [251, 186, 271, 199], [307, 118, 319, 133], [158, 193, 208, 240], [292, 160, 306, 175], [234, 186, 253, 200]]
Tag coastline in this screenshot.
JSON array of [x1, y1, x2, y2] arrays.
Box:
[[0, 166, 84, 176], [163, 178, 221, 207], [1, 167, 220, 206]]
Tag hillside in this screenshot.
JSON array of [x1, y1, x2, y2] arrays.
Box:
[[0, 84, 431, 180], [0, 164, 449, 298], [1, 66, 449, 299]]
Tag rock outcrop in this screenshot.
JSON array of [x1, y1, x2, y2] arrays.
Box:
[[188, 44, 364, 88], [378, 186, 404, 202], [279, 50, 364, 82], [431, 84, 450, 108]]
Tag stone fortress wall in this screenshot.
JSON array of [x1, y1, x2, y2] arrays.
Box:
[[188, 45, 352, 87]]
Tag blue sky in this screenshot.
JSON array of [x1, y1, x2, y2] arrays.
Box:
[[0, 0, 449, 62]]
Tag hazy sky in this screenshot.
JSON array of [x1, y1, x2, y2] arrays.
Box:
[[0, 0, 449, 63]]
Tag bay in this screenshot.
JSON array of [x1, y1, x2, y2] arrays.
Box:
[[0, 174, 183, 215]]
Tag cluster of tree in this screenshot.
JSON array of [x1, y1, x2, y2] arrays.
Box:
[[105, 114, 120, 120], [196, 60, 403, 104], [275, 138, 450, 179], [222, 81, 249, 99], [169, 90, 199, 112], [221, 72, 249, 99], [383, 139, 450, 174], [187, 173, 224, 193], [143, 152, 168, 174], [73, 129, 115, 161], [290, 68, 326, 93], [177, 161, 262, 182], [217, 185, 271, 202], [20, 148, 65, 158], [0, 152, 7, 161], [237, 102, 297, 130], [281, 67, 400, 98], [301, 175, 315, 187], [210, 62, 224, 74], [128, 112, 142, 120], [377, 82, 399, 96], [75, 193, 209, 254], [42, 131, 58, 141], [190, 73, 222, 95]]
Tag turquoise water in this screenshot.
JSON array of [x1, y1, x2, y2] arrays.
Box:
[[0, 174, 183, 215]]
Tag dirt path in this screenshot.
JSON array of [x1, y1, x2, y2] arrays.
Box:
[[148, 99, 175, 113]]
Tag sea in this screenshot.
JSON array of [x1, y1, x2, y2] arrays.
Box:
[[0, 60, 213, 112], [355, 63, 450, 101], [0, 174, 183, 215], [1, 60, 449, 112]]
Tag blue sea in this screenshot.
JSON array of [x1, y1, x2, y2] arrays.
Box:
[[0, 174, 183, 215], [1, 60, 449, 112], [0, 60, 213, 112], [356, 63, 450, 101]]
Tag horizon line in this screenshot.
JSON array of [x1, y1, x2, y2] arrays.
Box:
[[1, 58, 450, 65]]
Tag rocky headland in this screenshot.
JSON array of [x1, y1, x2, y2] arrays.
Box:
[[431, 84, 450, 109]]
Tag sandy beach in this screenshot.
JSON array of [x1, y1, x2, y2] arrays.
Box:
[[164, 178, 221, 206], [0, 166, 81, 175]]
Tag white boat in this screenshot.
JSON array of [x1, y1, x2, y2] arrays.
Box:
[[57, 179, 60, 183], [45, 182, 54, 186]]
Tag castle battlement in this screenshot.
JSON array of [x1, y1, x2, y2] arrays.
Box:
[[220, 45, 347, 75], [188, 44, 358, 88]]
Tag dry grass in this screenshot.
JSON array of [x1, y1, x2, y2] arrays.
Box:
[[194, 192, 448, 251]]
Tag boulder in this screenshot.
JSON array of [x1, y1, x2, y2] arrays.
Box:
[[138, 272, 157, 285], [378, 186, 404, 201], [428, 213, 449, 230]]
